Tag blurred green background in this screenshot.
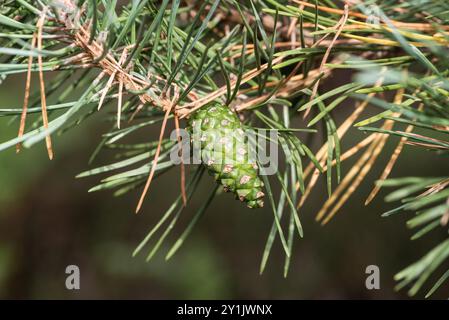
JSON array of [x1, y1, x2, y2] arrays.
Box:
[[0, 72, 448, 300]]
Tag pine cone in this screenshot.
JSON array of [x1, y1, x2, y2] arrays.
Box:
[[188, 102, 264, 208]]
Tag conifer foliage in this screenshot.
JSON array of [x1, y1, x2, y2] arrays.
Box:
[[0, 0, 448, 297]]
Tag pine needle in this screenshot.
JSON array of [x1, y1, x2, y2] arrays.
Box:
[[179, 56, 284, 117], [316, 137, 377, 223], [297, 69, 386, 209], [292, 0, 449, 31], [365, 104, 423, 205], [16, 33, 37, 153], [117, 79, 124, 128], [174, 113, 187, 206], [303, 3, 349, 118], [2, 0, 449, 293], [37, 7, 53, 160], [317, 89, 404, 224], [322, 133, 377, 172], [135, 82, 180, 213], [116, 49, 128, 128], [129, 103, 144, 122], [98, 48, 128, 112]]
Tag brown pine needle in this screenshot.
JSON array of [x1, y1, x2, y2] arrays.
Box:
[[116, 49, 128, 128], [98, 71, 117, 110], [404, 132, 449, 148], [298, 98, 375, 208], [98, 48, 128, 112], [318, 90, 404, 224], [420, 178, 449, 198], [287, 18, 298, 40], [296, 69, 386, 209], [404, 140, 449, 150], [17, 33, 37, 153], [179, 56, 284, 117], [318, 117, 400, 224], [295, 132, 375, 210], [236, 59, 332, 101], [174, 114, 187, 206], [365, 140, 405, 204], [117, 79, 124, 128], [135, 106, 172, 214], [37, 8, 53, 160], [322, 133, 377, 172], [292, 0, 449, 31], [365, 105, 422, 205], [293, 0, 368, 21], [441, 208, 449, 226], [441, 196, 449, 226], [316, 139, 378, 223], [129, 103, 144, 122], [136, 86, 178, 213], [320, 137, 381, 225], [298, 101, 373, 208]]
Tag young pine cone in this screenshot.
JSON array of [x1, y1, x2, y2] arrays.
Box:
[[187, 102, 264, 208]]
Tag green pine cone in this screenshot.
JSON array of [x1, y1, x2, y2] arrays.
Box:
[[187, 102, 264, 208]]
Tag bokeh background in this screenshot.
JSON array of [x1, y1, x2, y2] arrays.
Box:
[[0, 70, 448, 300]]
